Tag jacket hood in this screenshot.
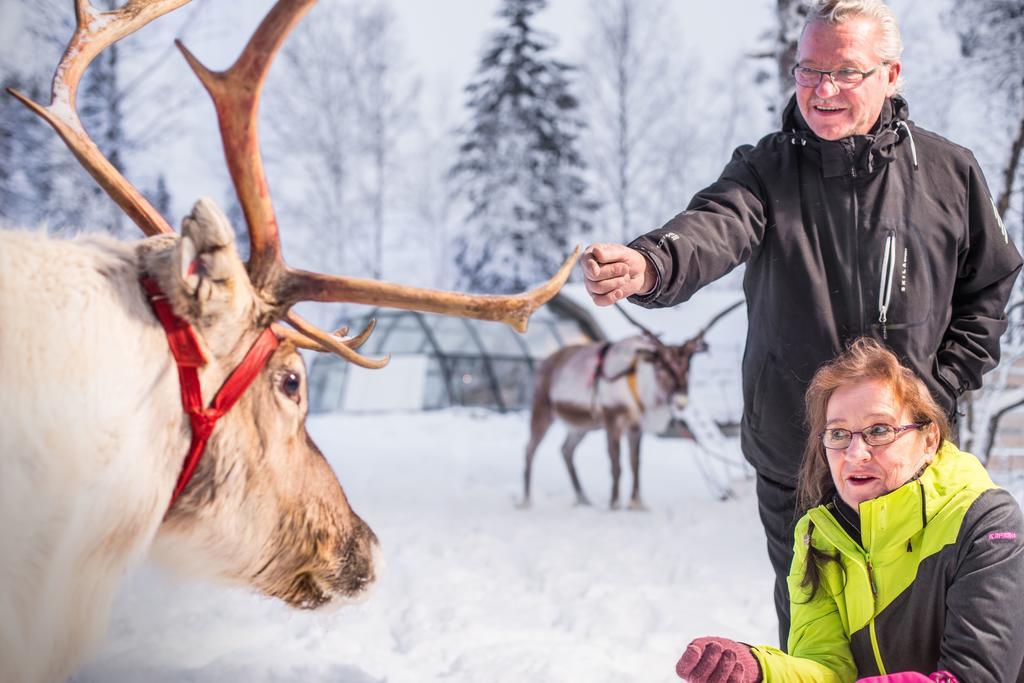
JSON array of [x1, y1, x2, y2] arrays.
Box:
[[781, 94, 913, 178]]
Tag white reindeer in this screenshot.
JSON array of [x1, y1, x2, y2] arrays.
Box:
[[522, 302, 741, 509], [0, 2, 576, 682]]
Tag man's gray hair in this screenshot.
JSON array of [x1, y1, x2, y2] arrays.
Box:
[[803, 0, 903, 89]]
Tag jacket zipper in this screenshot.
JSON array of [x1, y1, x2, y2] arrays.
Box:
[[822, 506, 889, 676], [844, 140, 865, 334], [877, 231, 896, 339], [866, 554, 887, 675]]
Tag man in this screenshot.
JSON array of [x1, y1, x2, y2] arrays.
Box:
[[581, 0, 1022, 649]]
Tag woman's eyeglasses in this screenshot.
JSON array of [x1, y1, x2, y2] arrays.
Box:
[[821, 422, 927, 450]]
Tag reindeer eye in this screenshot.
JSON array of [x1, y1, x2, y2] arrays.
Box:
[[280, 371, 302, 402]]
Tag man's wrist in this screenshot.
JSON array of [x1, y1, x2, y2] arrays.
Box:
[[635, 250, 659, 297]]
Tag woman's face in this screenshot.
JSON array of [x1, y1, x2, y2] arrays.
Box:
[[824, 379, 940, 509]]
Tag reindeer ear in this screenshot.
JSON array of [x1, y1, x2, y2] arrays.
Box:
[[178, 234, 200, 295], [173, 197, 247, 313]]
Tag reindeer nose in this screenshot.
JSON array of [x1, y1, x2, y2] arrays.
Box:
[[334, 516, 379, 596], [670, 393, 689, 418]]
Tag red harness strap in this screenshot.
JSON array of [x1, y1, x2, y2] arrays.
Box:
[[140, 277, 280, 509]]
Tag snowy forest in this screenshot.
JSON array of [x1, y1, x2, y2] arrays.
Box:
[[2, 0, 1024, 680], [2, 0, 1023, 457]]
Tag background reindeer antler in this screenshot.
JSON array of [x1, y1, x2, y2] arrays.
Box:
[[615, 299, 744, 348], [615, 302, 665, 344], [9, 0, 578, 369], [689, 300, 744, 345]]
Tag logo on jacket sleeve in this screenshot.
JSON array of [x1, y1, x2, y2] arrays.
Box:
[[657, 232, 681, 249], [988, 530, 1017, 543]]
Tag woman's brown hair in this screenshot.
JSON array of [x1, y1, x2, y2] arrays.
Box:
[[794, 337, 951, 599]]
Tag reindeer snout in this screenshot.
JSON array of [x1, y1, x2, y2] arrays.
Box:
[[670, 392, 689, 417], [333, 517, 380, 597]]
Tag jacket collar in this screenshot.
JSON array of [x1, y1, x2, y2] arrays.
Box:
[[782, 94, 911, 178], [809, 441, 995, 557]]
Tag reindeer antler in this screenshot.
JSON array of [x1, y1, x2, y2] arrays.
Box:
[[615, 303, 666, 346], [175, 0, 307, 290], [13, 0, 578, 367], [6, 0, 191, 237], [688, 300, 744, 344]]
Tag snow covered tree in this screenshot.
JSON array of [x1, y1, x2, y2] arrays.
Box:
[[748, 0, 808, 118], [450, 0, 595, 294], [1, 0, 188, 236], [0, 2, 119, 234], [580, 0, 696, 242], [263, 0, 417, 281], [953, 1, 1024, 223], [773, 0, 810, 105], [950, 0, 1024, 459], [345, 4, 420, 279]]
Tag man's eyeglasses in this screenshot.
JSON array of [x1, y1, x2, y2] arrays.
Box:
[[821, 422, 927, 450], [791, 63, 885, 89]]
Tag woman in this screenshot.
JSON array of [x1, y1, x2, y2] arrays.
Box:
[[676, 338, 1024, 682]]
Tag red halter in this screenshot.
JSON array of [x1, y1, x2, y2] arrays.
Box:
[[140, 277, 280, 510]]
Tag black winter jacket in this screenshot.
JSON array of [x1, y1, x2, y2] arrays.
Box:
[[629, 96, 1022, 486]]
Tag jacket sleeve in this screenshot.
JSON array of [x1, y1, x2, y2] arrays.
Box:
[[750, 517, 859, 683], [625, 145, 769, 309], [938, 488, 1024, 682], [935, 155, 1023, 399]]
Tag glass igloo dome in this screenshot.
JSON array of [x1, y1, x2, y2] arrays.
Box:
[[308, 293, 601, 414]]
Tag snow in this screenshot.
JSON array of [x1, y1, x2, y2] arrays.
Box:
[[76, 410, 776, 683]]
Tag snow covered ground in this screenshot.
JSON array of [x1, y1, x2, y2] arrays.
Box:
[[76, 409, 777, 683]]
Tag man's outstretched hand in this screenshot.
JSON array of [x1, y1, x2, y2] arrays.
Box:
[[581, 243, 654, 306]]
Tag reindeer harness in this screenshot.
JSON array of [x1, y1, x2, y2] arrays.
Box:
[[591, 342, 646, 413], [141, 277, 279, 510]]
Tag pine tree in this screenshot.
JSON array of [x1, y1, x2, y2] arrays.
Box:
[[1, 0, 194, 235], [450, 0, 594, 294], [150, 174, 173, 220]]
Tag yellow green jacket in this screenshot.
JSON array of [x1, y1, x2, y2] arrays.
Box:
[[750, 442, 1024, 682]]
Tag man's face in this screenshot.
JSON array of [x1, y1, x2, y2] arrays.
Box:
[[795, 16, 901, 141]]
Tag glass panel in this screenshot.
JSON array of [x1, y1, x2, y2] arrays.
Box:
[[425, 316, 479, 354], [448, 357, 496, 407], [471, 319, 526, 357], [378, 314, 430, 354], [521, 322, 562, 359], [309, 357, 348, 414], [490, 358, 533, 410], [553, 319, 593, 346], [423, 357, 450, 410]]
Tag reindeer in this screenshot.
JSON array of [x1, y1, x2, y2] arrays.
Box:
[[0, 2, 577, 682], [521, 301, 742, 509]]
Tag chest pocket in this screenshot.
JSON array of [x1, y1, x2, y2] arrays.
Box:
[[870, 225, 935, 336]]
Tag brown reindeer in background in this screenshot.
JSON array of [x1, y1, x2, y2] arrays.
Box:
[[521, 301, 742, 509], [0, 2, 576, 681]]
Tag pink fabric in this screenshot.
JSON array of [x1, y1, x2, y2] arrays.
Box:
[[856, 672, 957, 683], [676, 636, 761, 682]]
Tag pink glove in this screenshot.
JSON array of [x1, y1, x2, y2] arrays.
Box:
[[676, 636, 762, 682], [856, 672, 957, 683]]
